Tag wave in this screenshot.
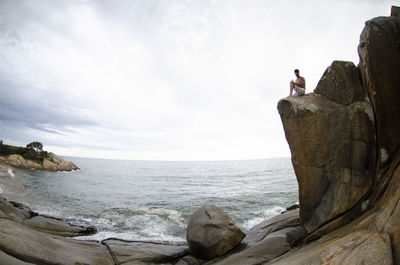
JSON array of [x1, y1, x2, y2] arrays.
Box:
[[241, 205, 286, 231], [109, 206, 185, 227], [7, 168, 15, 178]]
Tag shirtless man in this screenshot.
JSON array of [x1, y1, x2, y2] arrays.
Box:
[[289, 69, 306, 97]]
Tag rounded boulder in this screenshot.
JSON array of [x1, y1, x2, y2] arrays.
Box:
[[186, 204, 245, 259]]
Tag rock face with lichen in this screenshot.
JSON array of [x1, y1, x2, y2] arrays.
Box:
[[271, 9, 400, 265], [277, 60, 376, 232]]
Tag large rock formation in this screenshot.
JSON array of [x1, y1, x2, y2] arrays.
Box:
[[186, 204, 245, 259], [0, 153, 79, 172], [204, 7, 400, 265], [270, 8, 400, 265], [277, 60, 376, 232]]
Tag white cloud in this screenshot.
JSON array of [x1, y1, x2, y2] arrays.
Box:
[[0, 0, 397, 160]]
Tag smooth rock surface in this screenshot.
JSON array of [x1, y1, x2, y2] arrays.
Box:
[[187, 204, 245, 259], [0, 218, 114, 265], [358, 15, 400, 170], [0, 195, 26, 223], [24, 215, 97, 237], [103, 239, 188, 265], [269, 230, 392, 265], [243, 209, 300, 246], [207, 228, 292, 265], [0, 249, 35, 265], [278, 91, 375, 232]]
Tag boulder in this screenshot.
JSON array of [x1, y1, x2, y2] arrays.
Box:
[[0, 218, 114, 265], [103, 239, 189, 264], [6, 154, 26, 168], [278, 87, 375, 232], [314, 60, 365, 105], [187, 204, 245, 259], [358, 15, 400, 172]]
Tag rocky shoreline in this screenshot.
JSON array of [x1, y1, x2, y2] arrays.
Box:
[[0, 7, 399, 265], [0, 153, 79, 172]]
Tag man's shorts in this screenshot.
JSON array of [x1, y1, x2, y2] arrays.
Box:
[[294, 85, 305, 97]]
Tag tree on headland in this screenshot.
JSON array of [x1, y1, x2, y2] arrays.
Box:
[[26, 141, 44, 152]]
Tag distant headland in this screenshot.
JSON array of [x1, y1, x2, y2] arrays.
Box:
[[0, 141, 79, 172]]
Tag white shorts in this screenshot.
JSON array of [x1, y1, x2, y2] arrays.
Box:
[[293, 85, 305, 97]]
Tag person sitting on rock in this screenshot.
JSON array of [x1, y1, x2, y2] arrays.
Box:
[[289, 69, 306, 97]]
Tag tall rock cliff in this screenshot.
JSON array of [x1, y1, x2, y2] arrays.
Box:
[[276, 8, 400, 264], [278, 60, 376, 233]]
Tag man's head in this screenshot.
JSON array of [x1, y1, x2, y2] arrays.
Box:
[[294, 69, 300, 77]]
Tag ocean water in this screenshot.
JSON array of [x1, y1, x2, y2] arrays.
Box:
[[14, 157, 298, 243]]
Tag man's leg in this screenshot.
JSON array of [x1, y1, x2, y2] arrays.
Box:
[[289, 82, 294, 96]]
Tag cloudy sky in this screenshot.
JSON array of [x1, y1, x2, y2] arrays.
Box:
[[0, 0, 397, 161]]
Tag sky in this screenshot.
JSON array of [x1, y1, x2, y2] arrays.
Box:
[[0, 0, 398, 161]]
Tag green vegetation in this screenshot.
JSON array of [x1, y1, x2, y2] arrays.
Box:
[[0, 141, 49, 162]]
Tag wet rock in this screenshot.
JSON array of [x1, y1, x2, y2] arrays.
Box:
[[8, 200, 37, 219], [103, 239, 189, 264], [0, 195, 26, 223], [0, 218, 114, 265], [243, 209, 300, 247], [187, 204, 245, 259], [24, 215, 97, 237]]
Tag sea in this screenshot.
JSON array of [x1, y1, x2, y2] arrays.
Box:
[[13, 157, 298, 243]]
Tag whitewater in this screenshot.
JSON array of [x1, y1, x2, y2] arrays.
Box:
[[14, 157, 298, 242]]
